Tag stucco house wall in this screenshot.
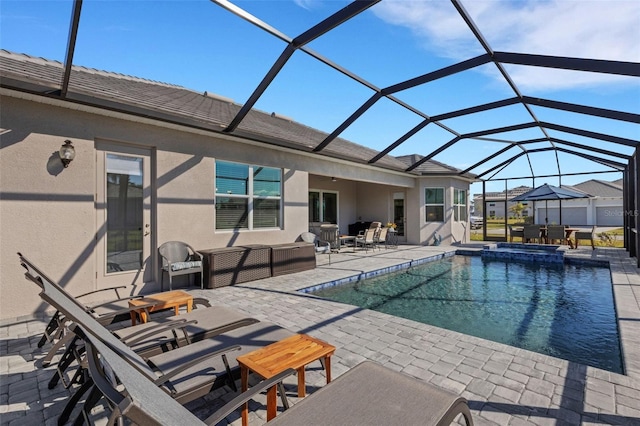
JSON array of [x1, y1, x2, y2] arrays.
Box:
[[0, 96, 309, 319], [1, 90, 471, 321], [416, 177, 471, 246], [354, 182, 396, 226]]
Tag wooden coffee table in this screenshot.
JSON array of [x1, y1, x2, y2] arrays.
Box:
[[128, 290, 193, 325], [237, 334, 336, 426]]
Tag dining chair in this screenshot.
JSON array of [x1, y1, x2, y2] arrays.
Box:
[[508, 225, 524, 243], [374, 227, 389, 249], [574, 226, 596, 249], [355, 227, 377, 252], [523, 225, 541, 243], [546, 225, 567, 245]]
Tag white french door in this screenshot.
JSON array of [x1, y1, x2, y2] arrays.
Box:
[[96, 142, 154, 287]]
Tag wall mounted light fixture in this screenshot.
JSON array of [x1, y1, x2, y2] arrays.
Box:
[[331, 177, 337, 182], [59, 140, 76, 168]]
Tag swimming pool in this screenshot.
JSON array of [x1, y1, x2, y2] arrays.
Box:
[[310, 255, 623, 373]]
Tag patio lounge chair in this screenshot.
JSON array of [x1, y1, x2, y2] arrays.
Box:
[[35, 285, 144, 349], [22, 266, 167, 368], [374, 226, 389, 249], [159, 241, 204, 291], [19, 253, 259, 355], [355, 227, 378, 252], [574, 226, 596, 249], [82, 326, 474, 426], [19, 254, 258, 386], [24, 254, 295, 424]]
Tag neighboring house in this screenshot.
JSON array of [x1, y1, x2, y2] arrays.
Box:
[[0, 51, 475, 320], [473, 186, 534, 219], [549, 180, 623, 226], [473, 179, 623, 226]]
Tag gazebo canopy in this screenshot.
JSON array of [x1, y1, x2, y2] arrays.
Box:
[[510, 184, 590, 203]]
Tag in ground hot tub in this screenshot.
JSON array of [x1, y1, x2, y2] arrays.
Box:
[[482, 242, 567, 263]]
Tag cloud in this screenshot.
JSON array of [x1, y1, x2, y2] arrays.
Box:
[[293, 0, 319, 11], [372, 0, 640, 92]]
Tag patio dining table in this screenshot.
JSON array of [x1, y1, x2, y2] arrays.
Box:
[[539, 226, 579, 248]]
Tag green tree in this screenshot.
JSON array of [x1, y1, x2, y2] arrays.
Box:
[[509, 202, 525, 219]]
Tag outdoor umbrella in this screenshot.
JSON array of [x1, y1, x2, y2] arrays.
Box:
[[510, 183, 589, 224]]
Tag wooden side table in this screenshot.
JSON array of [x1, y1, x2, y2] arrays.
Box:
[[236, 334, 335, 426], [128, 290, 193, 325]]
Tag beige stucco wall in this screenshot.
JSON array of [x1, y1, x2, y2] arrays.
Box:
[[1, 95, 313, 320], [355, 182, 403, 226], [0, 90, 471, 321], [412, 177, 472, 246]]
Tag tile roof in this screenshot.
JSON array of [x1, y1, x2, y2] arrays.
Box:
[[395, 154, 472, 178], [473, 185, 533, 200], [0, 50, 470, 177], [571, 179, 623, 197]]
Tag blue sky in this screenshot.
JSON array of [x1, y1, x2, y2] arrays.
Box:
[[2, 0, 638, 196]]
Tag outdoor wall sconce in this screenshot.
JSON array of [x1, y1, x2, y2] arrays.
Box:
[[59, 140, 76, 168], [331, 177, 337, 182]]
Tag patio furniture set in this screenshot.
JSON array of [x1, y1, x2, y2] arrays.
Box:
[[509, 225, 596, 249], [311, 222, 398, 254], [19, 252, 474, 425], [160, 241, 317, 291]]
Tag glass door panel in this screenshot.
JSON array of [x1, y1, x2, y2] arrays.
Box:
[[97, 143, 152, 286], [106, 154, 144, 272], [322, 192, 337, 224], [393, 192, 405, 237]]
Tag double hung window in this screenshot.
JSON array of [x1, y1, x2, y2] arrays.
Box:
[[453, 189, 468, 222], [425, 188, 444, 222], [215, 160, 282, 230]]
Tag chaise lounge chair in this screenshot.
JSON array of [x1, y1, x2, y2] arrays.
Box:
[[20, 253, 259, 378], [82, 326, 474, 426], [20, 252, 296, 424]]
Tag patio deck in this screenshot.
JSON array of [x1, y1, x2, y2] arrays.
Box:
[[2, 244, 640, 425]]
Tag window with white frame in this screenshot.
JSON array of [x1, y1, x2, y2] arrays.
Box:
[[425, 187, 444, 222], [215, 160, 282, 230], [453, 188, 468, 222]]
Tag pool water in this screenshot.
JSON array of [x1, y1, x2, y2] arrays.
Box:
[[312, 256, 623, 373]]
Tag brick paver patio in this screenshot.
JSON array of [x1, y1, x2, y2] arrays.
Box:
[[2, 244, 640, 425]]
